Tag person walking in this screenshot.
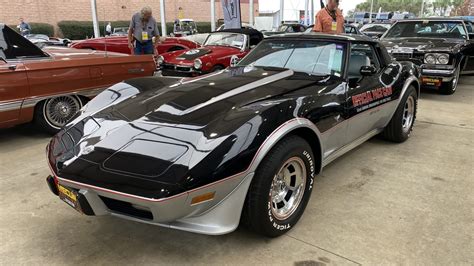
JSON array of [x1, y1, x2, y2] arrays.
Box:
[[313, 0, 344, 34], [17, 18, 31, 36], [128, 6, 161, 55], [105, 22, 112, 36]]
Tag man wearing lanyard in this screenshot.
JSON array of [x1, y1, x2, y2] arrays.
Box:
[[313, 0, 344, 34], [128, 6, 161, 55]]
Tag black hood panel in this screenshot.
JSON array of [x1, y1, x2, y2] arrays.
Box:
[[382, 37, 463, 51], [175, 48, 211, 60]]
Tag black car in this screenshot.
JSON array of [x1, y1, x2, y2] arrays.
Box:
[[24, 34, 71, 48], [305, 24, 362, 35], [360, 23, 392, 39], [263, 23, 307, 36], [46, 33, 419, 237], [381, 18, 474, 94]]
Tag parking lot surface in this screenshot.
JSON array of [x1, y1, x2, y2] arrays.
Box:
[[0, 77, 473, 265]]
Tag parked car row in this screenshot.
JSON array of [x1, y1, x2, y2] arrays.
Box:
[[2, 17, 473, 134]]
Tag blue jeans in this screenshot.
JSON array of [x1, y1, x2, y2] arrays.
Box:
[[134, 40, 154, 55]]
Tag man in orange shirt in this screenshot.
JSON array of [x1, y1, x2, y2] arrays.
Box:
[[313, 0, 344, 34]]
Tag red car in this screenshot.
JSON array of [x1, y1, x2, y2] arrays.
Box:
[[157, 29, 263, 77], [70, 34, 209, 55]]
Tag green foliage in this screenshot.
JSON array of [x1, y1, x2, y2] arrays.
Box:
[[7, 23, 54, 36], [58, 21, 214, 40], [58, 20, 130, 39], [354, 0, 424, 16], [353, 0, 466, 17]]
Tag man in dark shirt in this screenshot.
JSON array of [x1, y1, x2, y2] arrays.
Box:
[[17, 18, 31, 36], [128, 6, 161, 55]]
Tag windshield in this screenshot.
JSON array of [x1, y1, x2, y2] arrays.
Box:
[[204, 32, 246, 49], [184, 33, 209, 45], [360, 24, 390, 32], [384, 21, 467, 39], [238, 40, 346, 76]]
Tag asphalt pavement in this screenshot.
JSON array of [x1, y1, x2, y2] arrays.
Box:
[[0, 77, 473, 265]]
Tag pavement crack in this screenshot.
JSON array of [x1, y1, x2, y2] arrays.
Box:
[[417, 120, 474, 130], [285, 234, 362, 265]]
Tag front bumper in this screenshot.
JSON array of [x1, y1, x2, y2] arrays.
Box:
[[159, 63, 203, 77], [46, 168, 253, 235], [420, 65, 456, 86]]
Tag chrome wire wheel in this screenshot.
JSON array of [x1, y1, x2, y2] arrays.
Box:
[[402, 95, 415, 133], [43, 95, 81, 129], [270, 157, 307, 221]]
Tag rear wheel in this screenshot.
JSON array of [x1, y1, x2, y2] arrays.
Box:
[[34, 95, 83, 134], [382, 85, 417, 143], [439, 65, 460, 95], [242, 136, 316, 237]]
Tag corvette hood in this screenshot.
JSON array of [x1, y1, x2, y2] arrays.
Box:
[[381, 37, 463, 52], [48, 66, 323, 197]]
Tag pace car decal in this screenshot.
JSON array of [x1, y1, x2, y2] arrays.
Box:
[[352, 86, 393, 113]]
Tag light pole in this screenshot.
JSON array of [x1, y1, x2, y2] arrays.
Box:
[[280, 0, 284, 25], [420, 0, 425, 18], [211, 0, 216, 31], [249, 0, 254, 26], [160, 0, 167, 36], [369, 0, 374, 23], [90, 0, 100, 38]]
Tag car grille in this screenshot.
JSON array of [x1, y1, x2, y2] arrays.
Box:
[[392, 52, 413, 60], [162, 63, 192, 72]]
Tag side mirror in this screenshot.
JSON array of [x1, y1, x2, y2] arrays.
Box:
[[360, 65, 377, 76], [230, 55, 240, 67]]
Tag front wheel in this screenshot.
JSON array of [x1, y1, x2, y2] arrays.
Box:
[[439, 65, 460, 95], [242, 136, 316, 237], [34, 95, 83, 134], [382, 85, 417, 143]]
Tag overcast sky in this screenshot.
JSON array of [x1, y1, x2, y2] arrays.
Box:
[[259, 0, 366, 15]]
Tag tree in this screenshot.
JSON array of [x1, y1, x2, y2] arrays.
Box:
[[354, 0, 424, 16]]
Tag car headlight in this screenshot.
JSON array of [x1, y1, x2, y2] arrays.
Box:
[[424, 53, 450, 65], [156, 55, 164, 65], [194, 59, 202, 70], [424, 54, 437, 64], [437, 54, 450, 65]]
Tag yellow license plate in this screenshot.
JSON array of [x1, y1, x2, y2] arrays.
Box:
[[58, 184, 81, 212]]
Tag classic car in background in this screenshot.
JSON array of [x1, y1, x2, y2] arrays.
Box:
[[111, 27, 129, 36], [172, 19, 198, 37], [360, 23, 392, 38], [216, 22, 254, 31], [263, 23, 307, 36], [305, 24, 363, 35], [71, 34, 204, 55], [46, 33, 419, 237], [25, 34, 71, 47], [381, 18, 474, 94], [0, 24, 156, 133], [157, 29, 263, 76]]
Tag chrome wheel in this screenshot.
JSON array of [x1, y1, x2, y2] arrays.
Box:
[[452, 66, 460, 92], [270, 157, 307, 220], [402, 95, 415, 133], [43, 96, 81, 129]]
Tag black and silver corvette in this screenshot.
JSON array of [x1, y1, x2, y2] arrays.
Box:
[[46, 33, 420, 237], [381, 18, 474, 94]]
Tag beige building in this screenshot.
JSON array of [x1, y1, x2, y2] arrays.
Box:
[[1, 0, 259, 26]]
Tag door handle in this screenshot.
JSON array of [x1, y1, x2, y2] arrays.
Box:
[[0, 65, 17, 70]]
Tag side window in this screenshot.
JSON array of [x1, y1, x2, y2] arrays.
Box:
[[351, 43, 381, 70], [2, 26, 47, 59]]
